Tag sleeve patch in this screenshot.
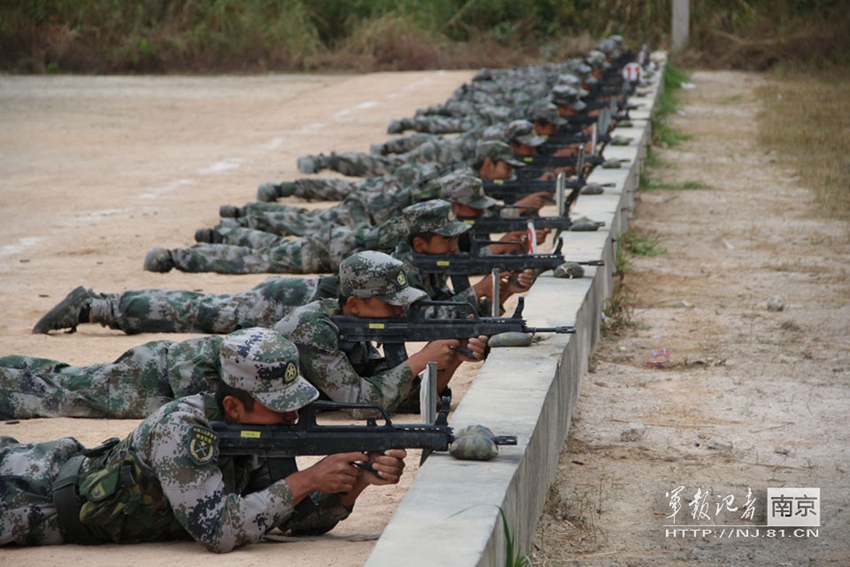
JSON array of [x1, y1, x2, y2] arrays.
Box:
[[187, 425, 219, 466]]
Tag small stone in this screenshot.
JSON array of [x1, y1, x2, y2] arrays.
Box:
[[707, 440, 733, 452], [620, 422, 646, 442], [774, 446, 791, 455], [767, 296, 785, 312]]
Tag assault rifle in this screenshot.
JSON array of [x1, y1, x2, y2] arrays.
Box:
[[213, 399, 517, 519], [333, 296, 576, 368], [460, 186, 581, 236], [483, 149, 587, 203], [413, 238, 602, 292]]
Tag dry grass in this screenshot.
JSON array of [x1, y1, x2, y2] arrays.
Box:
[[756, 68, 850, 220]]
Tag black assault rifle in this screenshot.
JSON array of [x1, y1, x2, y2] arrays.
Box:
[[212, 399, 517, 519], [461, 183, 581, 236], [333, 296, 576, 368], [412, 239, 603, 292]]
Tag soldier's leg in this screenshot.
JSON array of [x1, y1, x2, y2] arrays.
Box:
[[164, 243, 300, 274], [0, 437, 85, 545], [91, 276, 323, 334], [0, 341, 179, 419], [256, 178, 359, 203]]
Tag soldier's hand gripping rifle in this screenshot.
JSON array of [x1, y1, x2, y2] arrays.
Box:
[[212, 399, 517, 519], [413, 238, 603, 293], [460, 183, 581, 236], [333, 296, 576, 368], [483, 149, 593, 203]]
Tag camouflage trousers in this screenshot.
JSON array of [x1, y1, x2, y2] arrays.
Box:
[[0, 336, 222, 419], [170, 221, 405, 275], [321, 152, 402, 178], [0, 436, 84, 545], [90, 276, 335, 335], [221, 199, 373, 237], [291, 177, 360, 201], [409, 115, 479, 135]]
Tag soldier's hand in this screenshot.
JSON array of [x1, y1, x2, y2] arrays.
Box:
[[459, 335, 488, 361], [419, 339, 462, 370], [514, 191, 554, 211], [499, 269, 534, 297], [306, 452, 365, 494], [407, 339, 462, 376], [359, 449, 407, 486]]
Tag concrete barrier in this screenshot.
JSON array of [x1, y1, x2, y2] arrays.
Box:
[[365, 54, 667, 567]]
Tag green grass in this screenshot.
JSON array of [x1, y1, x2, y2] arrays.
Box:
[[640, 176, 709, 190], [622, 232, 666, 257], [1, 1, 847, 73], [756, 68, 850, 219]]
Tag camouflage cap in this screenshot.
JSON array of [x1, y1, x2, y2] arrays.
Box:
[[403, 199, 471, 237], [555, 74, 590, 97], [220, 327, 318, 413], [585, 49, 611, 70], [504, 120, 546, 147], [550, 85, 587, 111], [527, 101, 566, 126], [472, 68, 493, 81], [339, 251, 427, 307], [475, 140, 526, 168], [440, 172, 498, 210]]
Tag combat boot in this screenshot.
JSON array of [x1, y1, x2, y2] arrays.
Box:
[[32, 286, 99, 334], [194, 228, 226, 244], [297, 155, 323, 174], [219, 204, 242, 218], [143, 248, 174, 272], [256, 182, 296, 202]]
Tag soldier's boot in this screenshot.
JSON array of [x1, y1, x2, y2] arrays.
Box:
[[32, 286, 100, 334], [194, 227, 226, 244], [297, 154, 324, 174], [256, 182, 296, 202], [219, 204, 243, 218], [387, 118, 414, 134], [143, 248, 174, 273], [370, 143, 388, 155]]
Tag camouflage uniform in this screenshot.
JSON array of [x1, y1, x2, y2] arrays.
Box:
[[223, 174, 441, 237], [394, 199, 481, 316], [88, 276, 338, 334], [0, 335, 225, 419], [0, 329, 348, 551], [148, 217, 408, 275], [273, 252, 428, 419], [298, 132, 480, 178], [257, 162, 443, 203]]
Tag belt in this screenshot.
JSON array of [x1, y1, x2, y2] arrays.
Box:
[[52, 454, 99, 545]]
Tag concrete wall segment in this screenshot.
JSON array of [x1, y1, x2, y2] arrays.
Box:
[[365, 54, 666, 567]]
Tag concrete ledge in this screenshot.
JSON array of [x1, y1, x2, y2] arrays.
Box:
[[365, 54, 666, 567]]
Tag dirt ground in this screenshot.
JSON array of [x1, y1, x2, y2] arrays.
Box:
[[1, 67, 847, 567], [0, 70, 484, 567], [532, 71, 850, 566]]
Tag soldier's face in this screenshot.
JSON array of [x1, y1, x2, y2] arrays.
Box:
[[535, 121, 557, 136], [420, 234, 459, 255], [492, 160, 514, 180], [357, 297, 405, 319], [239, 402, 297, 425], [511, 142, 536, 157], [452, 202, 483, 219]]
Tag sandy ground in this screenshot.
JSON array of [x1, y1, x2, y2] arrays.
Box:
[[532, 71, 850, 565], [0, 70, 484, 566]]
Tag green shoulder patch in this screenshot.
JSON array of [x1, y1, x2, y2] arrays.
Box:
[[187, 425, 219, 466]]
